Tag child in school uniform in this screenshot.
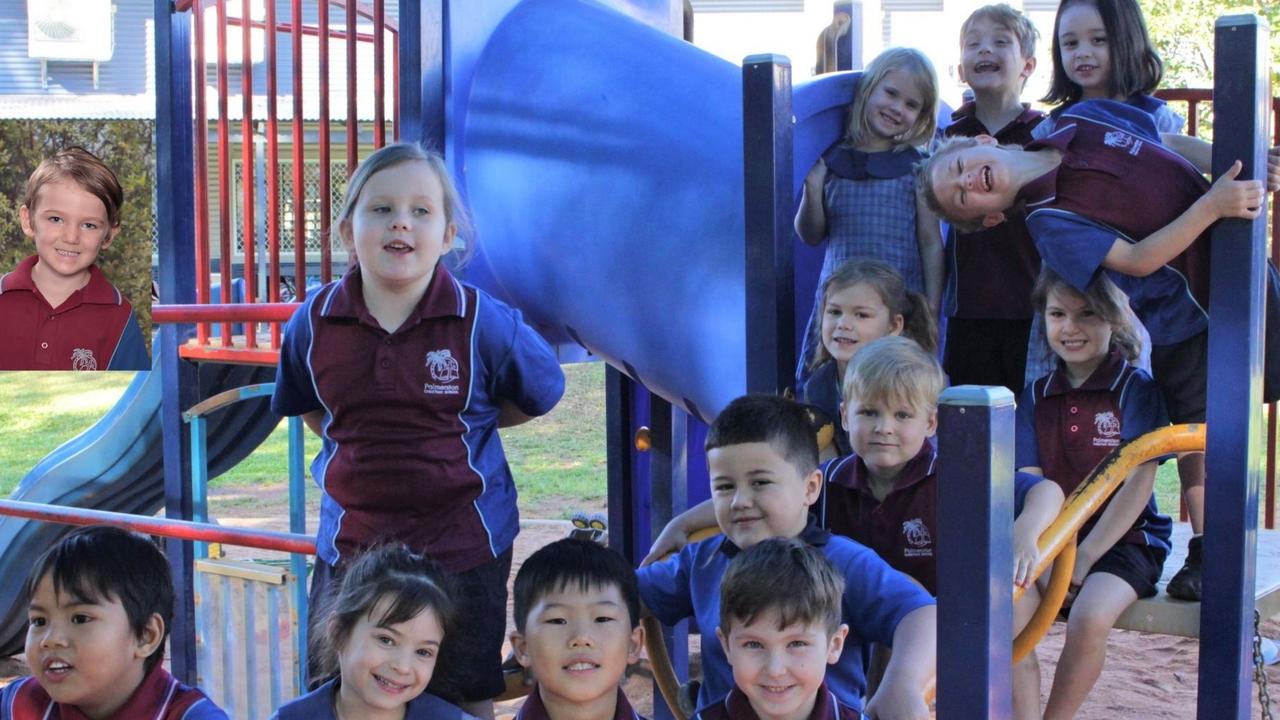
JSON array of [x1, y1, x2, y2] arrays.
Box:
[[793, 46, 944, 383], [1012, 269, 1173, 720], [695, 538, 864, 720], [0, 147, 147, 371], [271, 142, 565, 717], [942, 4, 1044, 396], [508, 539, 648, 720], [1, 526, 227, 720], [920, 98, 1280, 601], [638, 394, 937, 719]]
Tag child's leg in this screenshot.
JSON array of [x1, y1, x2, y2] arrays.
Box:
[[1151, 332, 1207, 601], [1012, 584, 1043, 720], [1178, 453, 1205, 534], [430, 549, 513, 720], [1042, 573, 1138, 720]]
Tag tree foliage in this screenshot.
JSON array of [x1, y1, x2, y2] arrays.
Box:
[[0, 120, 155, 353], [1145, 0, 1280, 88]]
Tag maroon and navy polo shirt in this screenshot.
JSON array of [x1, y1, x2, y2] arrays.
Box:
[[0, 662, 228, 720], [0, 255, 148, 371], [1015, 349, 1172, 551], [515, 687, 646, 720], [818, 442, 940, 594], [1017, 100, 1211, 347], [693, 682, 867, 720], [271, 263, 564, 572], [943, 102, 1044, 320]]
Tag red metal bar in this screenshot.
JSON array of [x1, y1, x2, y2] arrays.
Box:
[[178, 345, 282, 366], [154, 303, 299, 323], [290, 0, 306, 303], [265, 0, 281, 348], [319, 0, 332, 283], [240, 0, 258, 349], [373, 0, 385, 148], [222, 17, 388, 43], [0, 499, 316, 556], [346, 0, 358, 174], [193, 1, 212, 345], [216, 0, 232, 345], [392, 32, 399, 141]]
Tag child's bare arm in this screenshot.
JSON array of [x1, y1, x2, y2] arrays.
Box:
[[497, 399, 534, 428], [640, 499, 717, 566], [795, 158, 829, 246], [302, 410, 325, 436], [1103, 160, 1265, 277], [1070, 461, 1158, 596], [915, 195, 944, 314], [865, 605, 936, 720], [1012, 475, 1065, 588], [1269, 146, 1280, 192], [1159, 133, 1211, 174]]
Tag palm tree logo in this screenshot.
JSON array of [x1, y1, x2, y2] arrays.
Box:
[[426, 349, 460, 383], [71, 348, 98, 371]]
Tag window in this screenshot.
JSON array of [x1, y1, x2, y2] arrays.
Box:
[[689, 0, 803, 12]]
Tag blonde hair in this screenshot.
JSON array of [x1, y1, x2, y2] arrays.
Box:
[[1031, 268, 1142, 364], [842, 336, 946, 413], [334, 143, 475, 268], [846, 47, 939, 151]]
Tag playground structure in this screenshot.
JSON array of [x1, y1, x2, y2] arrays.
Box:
[[0, 0, 1276, 718]]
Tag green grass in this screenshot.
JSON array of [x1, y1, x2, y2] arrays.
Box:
[[0, 363, 608, 519]]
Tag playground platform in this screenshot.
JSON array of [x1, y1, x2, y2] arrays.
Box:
[[1115, 522, 1280, 637]]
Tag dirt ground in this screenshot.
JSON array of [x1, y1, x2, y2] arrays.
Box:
[[3, 483, 1279, 718]]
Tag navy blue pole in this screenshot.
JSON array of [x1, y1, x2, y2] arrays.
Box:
[[606, 366, 639, 563], [154, 0, 199, 683], [1198, 14, 1270, 719], [647, 394, 687, 720], [398, 0, 444, 149], [936, 386, 1016, 719], [742, 54, 795, 394]]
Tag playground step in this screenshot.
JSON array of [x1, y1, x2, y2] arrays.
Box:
[[1113, 522, 1280, 637]]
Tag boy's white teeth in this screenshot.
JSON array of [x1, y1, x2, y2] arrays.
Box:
[[56, 249, 79, 257], [567, 662, 596, 671], [983, 166, 992, 191]]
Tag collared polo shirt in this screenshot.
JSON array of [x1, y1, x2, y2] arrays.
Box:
[[693, 682, 867, 720], [1016, 349, 1172, 550], [818, 443, 1047, 595], [637, 519, 934, 711], [271, 263, 565, 572], [270, 678, 475, 720], [0, 255, 148, 371], [943, 102, 1044, 319], [514, 687, 645, 720], [0, 663, 227, 720], [1018, 99, 1211, 346]]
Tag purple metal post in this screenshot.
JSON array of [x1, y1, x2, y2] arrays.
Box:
[[937, 386, 1016, 719]]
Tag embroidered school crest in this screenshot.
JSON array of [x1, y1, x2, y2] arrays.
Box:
[[1103, 130, 1143, 156], [71, 348, 98, 371], [903, 518, 932, 548], [1094, 411, 1120, 437], [426, 349, 460, 383]]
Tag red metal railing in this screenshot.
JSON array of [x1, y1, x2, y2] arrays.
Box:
[[1155, 88, 1280, 529], [178, 1, 397, 363], [0, 499, 316, 556]]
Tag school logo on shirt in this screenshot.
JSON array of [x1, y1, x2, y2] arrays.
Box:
[[902, 518, 933, 557], [1093, 411, 1121, 447], [424, 349, 461, 395], [70, 348, 97, 371], [1103, 130, 1143, 156]]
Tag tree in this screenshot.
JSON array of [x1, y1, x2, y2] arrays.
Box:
[[1144, 0, 1280, 89]]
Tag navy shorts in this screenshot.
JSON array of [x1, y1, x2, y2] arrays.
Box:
[[943, 317, 1033, 397], [307, 548, 513, 702], [1088, 541, 1167, 600], [1151, 332, 1207, 424]]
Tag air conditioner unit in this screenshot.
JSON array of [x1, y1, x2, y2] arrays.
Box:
[[27, 0, 115, 62]]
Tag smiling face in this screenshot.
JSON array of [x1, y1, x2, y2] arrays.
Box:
[[511, 582, 643, 718], [25, 573, 160, 720], [1057, 2, 1111, 98], [342, 160, 457, 297], [20, 180, 119, 292], [820, 282, 904, 374], [861, 69, 927, 150], [1044, 286, 1113, 383], [709, 442, 822, 550], [959, 17, 1035, 97], [717, 611, 848, 720], [928, 139, 1020, 227], [843, 392, 937, 486], [335, 598, 443, 720]]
